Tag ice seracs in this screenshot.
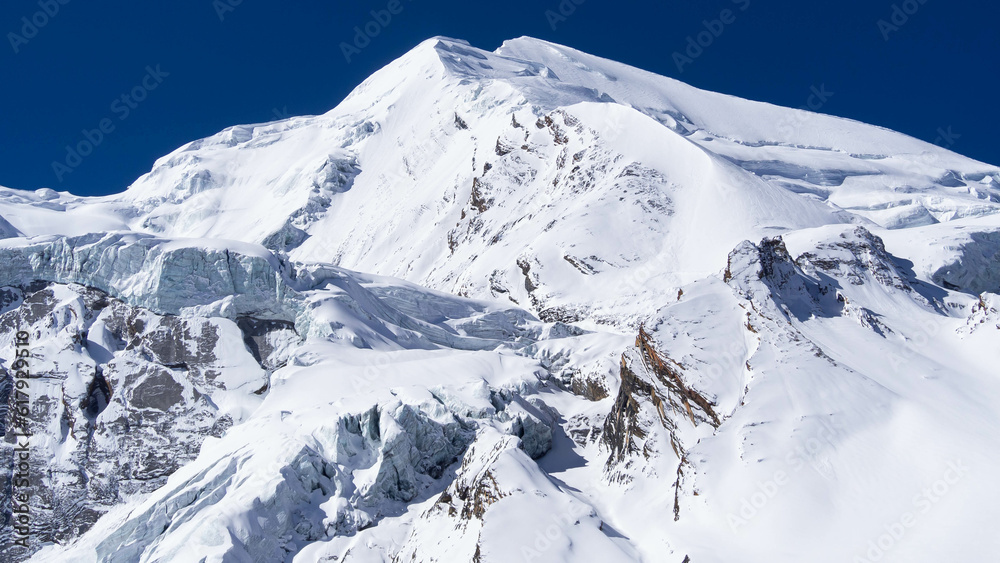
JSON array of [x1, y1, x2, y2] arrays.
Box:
[[1, 35, 998, 563]]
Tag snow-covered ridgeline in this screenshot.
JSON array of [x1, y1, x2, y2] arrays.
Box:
[[0, 34, 998, 563]]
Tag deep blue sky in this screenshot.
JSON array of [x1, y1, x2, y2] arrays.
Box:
[[2, 0, 997, 196]]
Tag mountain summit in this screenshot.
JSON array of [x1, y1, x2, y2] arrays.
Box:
[[2, 37, 999, 562]]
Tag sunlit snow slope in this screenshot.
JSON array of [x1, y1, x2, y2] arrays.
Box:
[[1, 36, 998, 563]]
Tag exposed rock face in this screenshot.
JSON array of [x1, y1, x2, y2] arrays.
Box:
[[1, 34, 998, 563], [604, 327, 721, 468], [796, 227, 913, 291], [430, 432, 516, 524], [600, 227, 934, 525], [0, 244, 554, 561], [0, 282, 278, 556], [571, 375, 610, 401], [725, 227, 925, 329], [235, 317, 300, 372], [602, 326, 724, 524]]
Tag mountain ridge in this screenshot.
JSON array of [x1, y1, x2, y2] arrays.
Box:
[[1, 36, 999, 562]]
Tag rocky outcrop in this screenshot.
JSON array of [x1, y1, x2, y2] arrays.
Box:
[[960, 292, 1000, 335], [601, 323, 728, 524], [0, 282, 272, 559], [0, 271, 558, 560], [725, 227, 923, 329], [603, 327, 721, 476], [235, 317, 300, 372], [395, 427, 630, 563], [795, 227, 912, 291]]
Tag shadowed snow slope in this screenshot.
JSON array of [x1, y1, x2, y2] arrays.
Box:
[[1, 36, 998, 563]]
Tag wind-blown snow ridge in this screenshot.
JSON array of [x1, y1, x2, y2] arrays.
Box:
[[1, 36, 999, 563]]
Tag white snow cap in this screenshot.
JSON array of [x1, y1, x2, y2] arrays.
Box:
[[3, 36, 999, 563]]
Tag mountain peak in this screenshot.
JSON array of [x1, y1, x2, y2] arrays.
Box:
[[3, 34, 1000, 563]]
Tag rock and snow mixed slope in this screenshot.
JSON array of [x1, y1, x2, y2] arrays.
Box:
[[3, 37, 998, 325], [1, 36, 999, 562]]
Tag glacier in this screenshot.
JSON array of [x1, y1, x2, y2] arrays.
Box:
[[0, 36, 998, 562]]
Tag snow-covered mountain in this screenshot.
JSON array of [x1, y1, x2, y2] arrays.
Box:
[[1, 36, 998, 562]]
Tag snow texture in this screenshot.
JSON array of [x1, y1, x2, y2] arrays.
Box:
[[0, 36, 997, 563]]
